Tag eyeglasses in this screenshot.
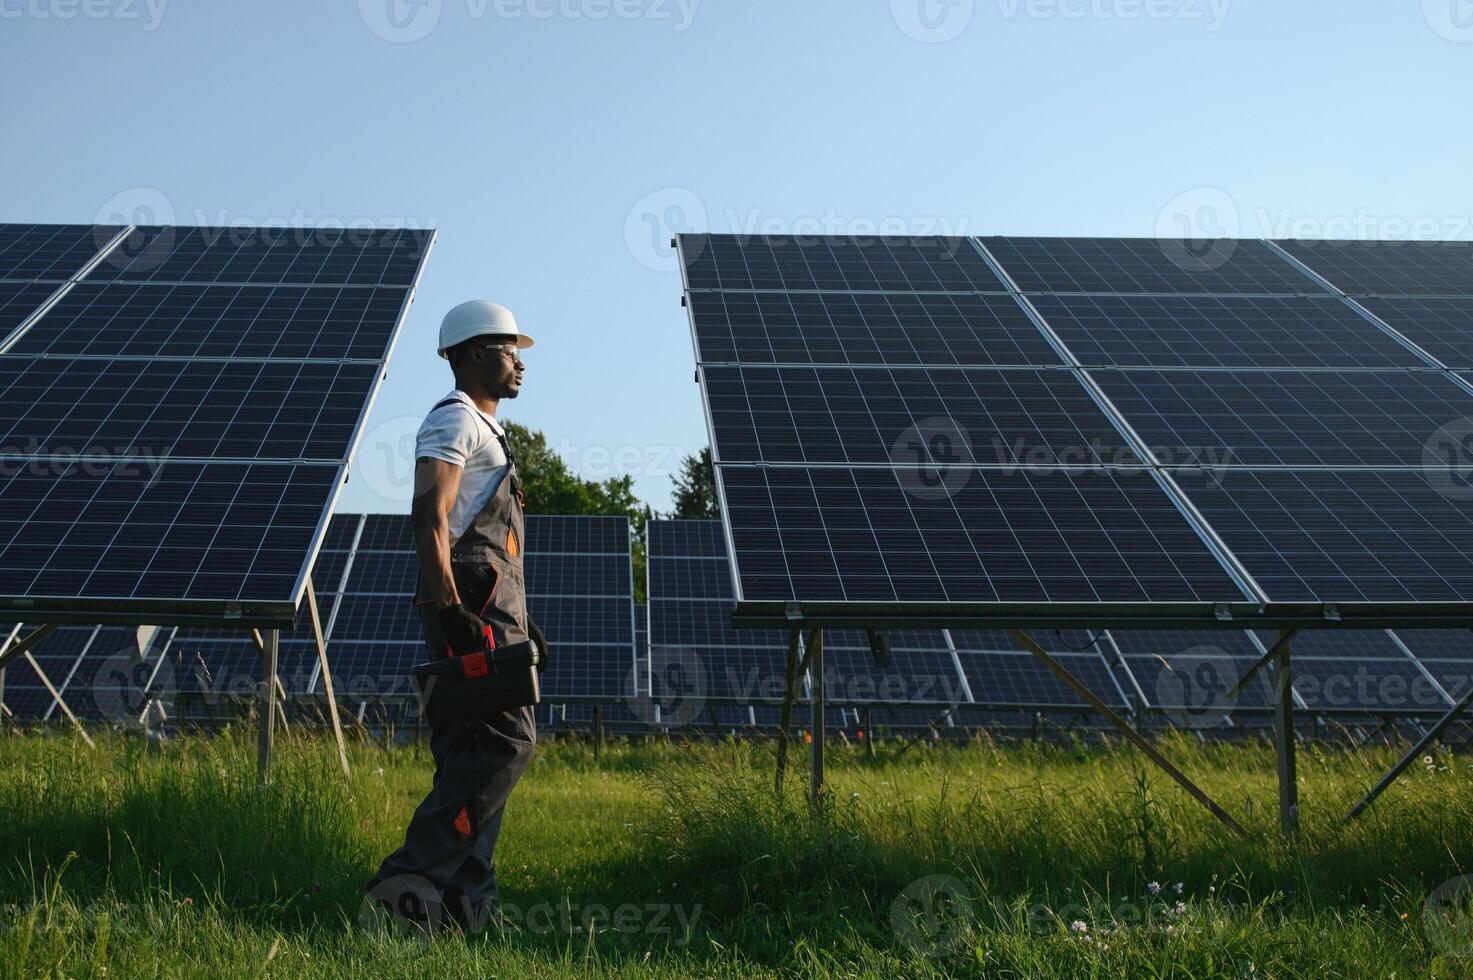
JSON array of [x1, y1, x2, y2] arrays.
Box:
[[479, 343, 523, 362]]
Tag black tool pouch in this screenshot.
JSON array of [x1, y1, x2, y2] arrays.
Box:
[[411, 638, 542, 728]]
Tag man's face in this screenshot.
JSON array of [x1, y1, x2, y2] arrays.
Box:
[[466, 338, 524, 398]]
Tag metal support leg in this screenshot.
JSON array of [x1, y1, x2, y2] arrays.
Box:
[[0, 624, 59, 673], [305, 578, 351, 780], [257, 628, 279, 788], [775, 629, 812, 794], [1273, 631, 1298, 836], [1342, 633, 1473, 826], [1228, 629, 1299, 701], [23, 651, 93, 747], [1010, 630, 1247, 838], [810, 628, 825, 809], [593, 704, 604, 758], [864, 706, 875, 759]]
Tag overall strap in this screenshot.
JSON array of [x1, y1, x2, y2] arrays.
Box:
[[431, 397, 522, 500]]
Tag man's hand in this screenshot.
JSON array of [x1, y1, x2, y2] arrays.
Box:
[[527, 619, 548, 671], [439, 603, 489, 656]]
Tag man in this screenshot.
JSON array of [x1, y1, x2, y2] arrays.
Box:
[[366, 299, 545, 936]]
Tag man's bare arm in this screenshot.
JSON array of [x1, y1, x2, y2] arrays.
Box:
[[411, 458, 463, 610]]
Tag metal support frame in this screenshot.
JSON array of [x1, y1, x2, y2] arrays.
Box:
[[593, 704, 604, 758], [1272, 631, 1298, 836], [1009, 629, 1247, 837], [1343, 630, 1473, 825], [863, 706, 875, 759], [304, 578, 351, 780], [773, 628, 809, 794], [0, 624, 59, 673], [21, 649, 93, 747], [810, 628, 825, 809], [1227, 629, 1298, 700], [256, 628, 279, 787]]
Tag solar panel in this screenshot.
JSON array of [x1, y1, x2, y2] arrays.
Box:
[[957, 650, 1126, 709], [680, 234, 1006, 292], [88, 226, 433, 288], [1178, 470, 1473, 603], [0, 358, 378, 461], [688, 291, 1061, 367], [1277, 240, 1473, 297], [1290, 658, 1448, 713], [0, 460, 337, 606], [681, 234, 1473, 633], [816, 631, 965, 706], [720, 466, 1248, 604], [983, 237, 1325, 295], [0, 224, 119, 281], [523, 514, 630, 554], [1113, 632, 1276, 713], [703, 365, 1136, 466], [1028, 294, 1425, 369], [1357, 297, 1473, 368], [0, 281, 62, 339], [1093, 368, 1473, 467], [8, 281, 410, 361], [0, 224, 430, 627], [646, 518, 794, 707], [0, 624, 98, 720]]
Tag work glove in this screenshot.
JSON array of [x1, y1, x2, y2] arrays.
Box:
[[439, 603, 489, 656], [527, 618, 548, 672]]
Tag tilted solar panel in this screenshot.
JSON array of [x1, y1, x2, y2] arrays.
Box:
[[0, 224, 121, 282], [1179, 470, 1473, 603], [8, 282, 410, 361], [983, 237, 1326, 295], [1093, 368, 1473, 467], [680, 234, 1006, 293], [1277, 240, 1473, 297], [719, 466, 1248, 604], [703, 365, 1137, 466], [688, 290, 1060, 367], [1358, 298, 1473, 368], [1028, 294, 1425, 369], [0, 358, 378, 461], [88, 226, 433, 288], [0, 281, 62, 340]]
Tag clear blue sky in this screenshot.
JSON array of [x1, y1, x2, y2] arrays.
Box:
[[2, 0, 1469, 514]]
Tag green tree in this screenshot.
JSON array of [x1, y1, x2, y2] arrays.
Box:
[[670, 447, 718, 519]]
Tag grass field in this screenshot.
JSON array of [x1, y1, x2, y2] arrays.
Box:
[[2, 726, 1473, 978]]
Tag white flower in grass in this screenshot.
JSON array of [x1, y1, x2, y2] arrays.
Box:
[[1173, 901, 1187, 916], [1070, 920, 1088, 934], [1147, 881, 1162, 896], [1174, 882, 1184, 894]]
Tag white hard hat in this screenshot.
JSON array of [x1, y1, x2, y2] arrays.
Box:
[[437, 299, 536, 358]]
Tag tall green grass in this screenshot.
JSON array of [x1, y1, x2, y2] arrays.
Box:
[[1, 727, 1470, 977]]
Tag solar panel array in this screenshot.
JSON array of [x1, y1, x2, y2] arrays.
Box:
[[678, 234, 1473, 628], [0, 223, 433, 627]]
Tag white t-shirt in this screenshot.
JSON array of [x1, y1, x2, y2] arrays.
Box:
[[415, 389, 510, 541]]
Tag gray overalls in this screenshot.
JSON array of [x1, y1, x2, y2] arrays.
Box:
[[367, 397, 536, 931]]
